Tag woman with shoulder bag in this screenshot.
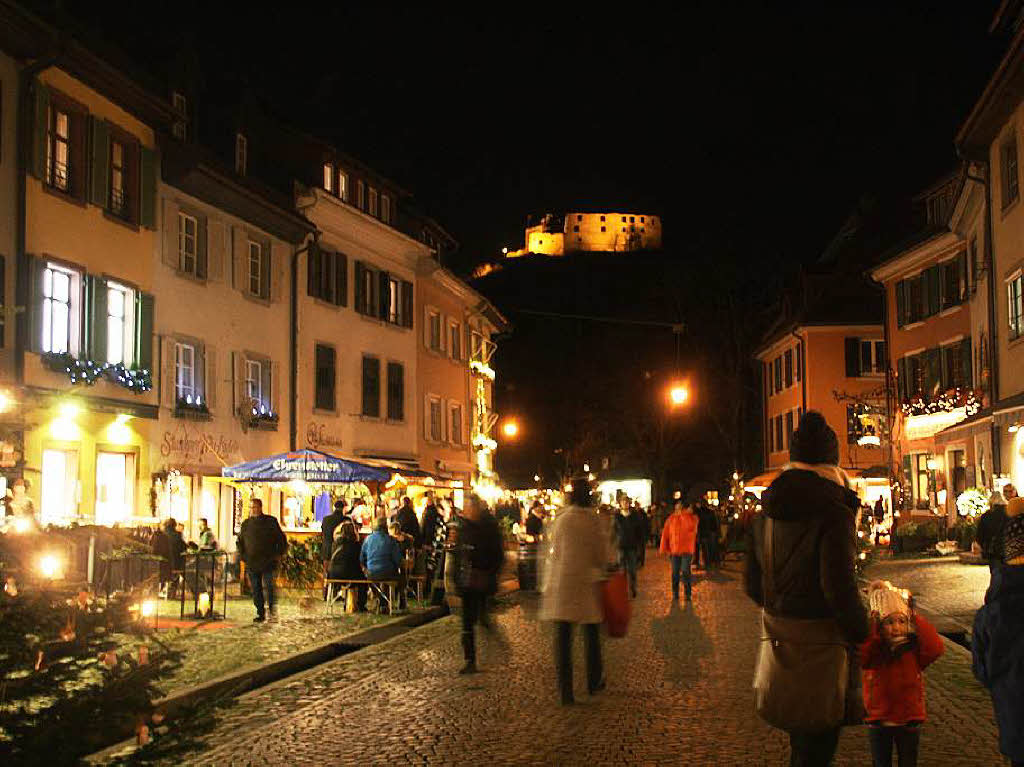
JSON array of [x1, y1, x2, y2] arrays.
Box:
[[744, 411, 870, 767]]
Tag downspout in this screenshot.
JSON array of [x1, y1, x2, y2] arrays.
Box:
[[291, 189, 319, 452], [16, 52, 63, 384], [965, 160, 1001, 476]]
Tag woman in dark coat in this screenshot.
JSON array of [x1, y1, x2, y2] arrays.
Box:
[[329, 522, 367, 611], [453, 493, 505, 675]]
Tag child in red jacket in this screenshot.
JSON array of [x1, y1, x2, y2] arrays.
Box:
[[860, 581, 945, 767]]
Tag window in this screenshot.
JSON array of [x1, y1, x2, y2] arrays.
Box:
[[940, 255, 966, 310], [629, 216, 635, 222], [773, 356, 782, 392], [621, 216, 626, 222], [913, 454, 931, 509], [1002, 132, 1019, 208], [846, 337, 884, 376], [641, 216, 645, 223], [768, 415, 774, 452], [450, 402, 463, 445], [387, 276, 400, 324], [450, 322, 461, 360], [357, 179, 366, 210], [175, 342, 196, 403], [387, 362, 404, 421], [338, 170, 348, 202], [795, 343, 802, 381], [245, 359, 263, 407], [573, 225, 579, 233], [601, 226, 606, 232], [323, 162, 334, 193], [600, 215, 606, 222], [105, 282, 135, 365], [178, 211, 198, 274], [307, 248, 347, 306], [314, 344, 336, 411], [784, 350, 793, 388], [368, 187, 378, 217], [172, 92, 187, 140], [785, 410, 794, 448], [577, 215, 582, 221], [775, 415, 783, 452], [248, 240, 263, 297], [428, 396, 443, 442], [766, 361, 774, 395], [361, 356, 380, 417], [235, 132, 247, 176], [42, 264, 75, 354], [110, 140, 127, 217], [95, 451, 136, 526], [381, 193, 391, 224], [471, 330, 483, 359], [969, 236, 980, 290], [428, 311, 442, 351], [1009, 272, 1024, 341], [46, 105, 71, 192]]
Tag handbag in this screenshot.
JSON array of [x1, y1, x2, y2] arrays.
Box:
[[601, 570, 631, 638], [753, 517, 850, 732]]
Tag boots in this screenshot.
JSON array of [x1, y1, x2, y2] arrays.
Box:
[[459, 631, 478, 674]]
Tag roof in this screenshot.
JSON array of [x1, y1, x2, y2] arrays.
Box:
[[956, 23, 1024, 156]]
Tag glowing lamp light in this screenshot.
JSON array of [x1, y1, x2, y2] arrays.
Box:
[[533, 474, 540, 482], [669, 385, 689, 406], [0, 390, 12, 413], [197, 592, 211, 616], [12, 516, 32, 534], [564, 483, 573, 492], [857, 435, 881, 447], [140, 599, 157, 618], [583, 463, 590, 473], [587, 472, 595, 481], [38, 554, 62, 580], [59, 402, 80, 419], [1010, 424, 1020, 434], [858, 552, 867, 560], [502, 420, 519, 438]]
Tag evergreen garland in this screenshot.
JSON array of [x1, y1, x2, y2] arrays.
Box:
[[41, 352, 152, 394]]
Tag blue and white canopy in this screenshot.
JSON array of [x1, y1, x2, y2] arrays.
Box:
[[221, 449, 392, 483]]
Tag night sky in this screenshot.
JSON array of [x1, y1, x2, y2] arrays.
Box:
[[51, 1, 1003, 273]]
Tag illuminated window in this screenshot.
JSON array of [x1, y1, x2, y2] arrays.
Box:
[[41, 448, 79, 526], [338, 170, 348, 201], [42, 263, 74, 354], [387, 276, 400, 323], [175, 342, 196, 402], [428, 311, 442, 352], [1008, 272, 1023, 340], [381, 193, 391, 224], [178, 211, 198, 274], [46, 106, 71, 191], [95, 451, 135, 526], [235, 133, 247, 176], [368, 187, 378, 217], [246, 359, 262, 406], [323, 163, 334, 193], [248, 240, 263, 297], [110, 140, 127, 217], [105, 282, 135, 366], [449, 402, 463, 445], [428, 396, 442, 442]]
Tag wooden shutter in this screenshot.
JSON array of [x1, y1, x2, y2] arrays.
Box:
[[926, 348, 942, 395], [195, 215, 209, 280], [89, 117, 110, 208], [895, 281, 906, 327], [378, 271, 389, 321], [232, 351, 246, 413], [135, 292, 154, 372], [896, 356, 907, 401], [162, 197, 180, 269], [204, 344, 217, 410], [31, 81, 49, 179], [25, 254, 45, 353], [232, 226, 247, 291], [423, 395, 432, 440], [401, 280, 413, 327], [844, 337, 860, 377], [195, 344, 206, 407], [960, 337, 972, 389], [160, 336, 176, 408], [271, 241, 287, 303], [86, 275, 108, 362], [353, 261, 365, 313], [270, 360, 281, 417], [926, 266, 940, 316], [335, 253, 348, 307], [207, 218, 227, 282], [307, 243, 321, 298], [139, 147, 157, 229]]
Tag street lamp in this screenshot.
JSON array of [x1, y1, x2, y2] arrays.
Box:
[[669, 384, 689, 406], [502, 419, 519, 438]]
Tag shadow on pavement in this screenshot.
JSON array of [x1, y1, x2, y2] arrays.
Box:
[[650, 600, 713, 686]]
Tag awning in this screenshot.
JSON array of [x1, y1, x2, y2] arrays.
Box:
[[745, 469, 780, 488], [221, 449, 392, 483]]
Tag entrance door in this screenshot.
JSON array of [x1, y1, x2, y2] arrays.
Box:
[[41, 448, 79, 525], [95, 451, 136, 526]]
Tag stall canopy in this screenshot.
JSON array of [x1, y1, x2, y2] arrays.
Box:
[[221, 449, 392, 483]]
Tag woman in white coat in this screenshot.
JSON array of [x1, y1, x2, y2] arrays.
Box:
[[539, 477, 612, 705]]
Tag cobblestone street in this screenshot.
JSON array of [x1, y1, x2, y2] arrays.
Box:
[[155, 554, 1003, 766]]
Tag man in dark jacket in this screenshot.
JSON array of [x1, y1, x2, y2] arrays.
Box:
[[396, 496, 422, 548], [614, 500, 642, 598], [421, 492, 443, 551], [695, 503, 719, 571], [321, 500, 350, 565], [237, 499, 288, 622], [454, 494, 506, 674], [635, 504, 650, 567], [744, 410, 869, 767], [525, 500, 545, 537], [977, 490, 1008, 570]]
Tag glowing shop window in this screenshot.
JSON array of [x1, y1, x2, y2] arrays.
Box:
[[41, 448, 79, 526], [95, 451, 135, 526]]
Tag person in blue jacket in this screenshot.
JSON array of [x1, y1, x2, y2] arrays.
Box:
[[973, 496, 1024, 767], [359, 517, 405, 611]]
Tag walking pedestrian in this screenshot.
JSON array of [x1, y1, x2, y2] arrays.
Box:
[[396, 496, 422, 548], [525, 500, 545, 537], [635, 504, 650, 567], [860, 581, 944, 767], [695, 501, 718, 571], [744, 410, 869, 767], [453, 493, 505, 674], [539, 477, 611, 704], [614, 499, 641, 598], [659, 499, 698, 601], [977, 490, 1009, 571], [236, 498, 288, 623], [973, 495, 1024, 767]]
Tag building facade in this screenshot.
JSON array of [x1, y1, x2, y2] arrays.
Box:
[[509, 211, 663, 257]]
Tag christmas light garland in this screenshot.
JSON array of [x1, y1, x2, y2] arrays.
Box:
[[41, 352, 152, 393], [900, 387, 980, 417]]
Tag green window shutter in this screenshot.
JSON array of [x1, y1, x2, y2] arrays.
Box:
[[89, 117, 110, 208], [86, 275, 108, 362], [139, 147, 157, 229], [307, 243, 320, 298], [136, 292, 155, 372], [926, 348, 942, 396], [895, 281, 906, 328], [926, 266, 940, 316], [377, 270, 389, 321], [844, 337, 861, 377], [25, 254, 45, 352], [960, 337, 972, 389], [196, 215, 208, 279], [335, 253, 348, 307], [31, 82, 49, 180], [260, 360, 272, 411], [401, 280, 413, 328], [261, 240, 271, 300]]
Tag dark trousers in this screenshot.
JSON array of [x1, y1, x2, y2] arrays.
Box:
[[620, 548, 638, 596], [638, 539, 647, 567], [670, 554, 693, 599], [555, 621, 602, 701], [788, 728, 840, 767], [868, 725, 920, 767], [700, 533, 718, 568], [461, 590, 489, 664], [248, 568, 276, 618]]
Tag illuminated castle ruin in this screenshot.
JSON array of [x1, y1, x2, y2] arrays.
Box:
[[507, 212, 662, 257]]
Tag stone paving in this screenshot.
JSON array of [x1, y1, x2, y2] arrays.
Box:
[[864, 556, 991, 634], [148, 555, 1004, 766]]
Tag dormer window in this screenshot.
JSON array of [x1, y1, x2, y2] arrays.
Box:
[[323, 162, 334, 193], [172, 92, 187, 140], [235, 132, 247, 176], [338, 170, 349, 202]]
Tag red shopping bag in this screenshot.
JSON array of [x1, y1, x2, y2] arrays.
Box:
[[601, 571, 632, 638]]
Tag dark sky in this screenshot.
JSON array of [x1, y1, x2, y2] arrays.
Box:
[[52, 1, 1004, 273]]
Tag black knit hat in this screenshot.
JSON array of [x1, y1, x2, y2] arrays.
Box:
[[790, 410, 840, 465]]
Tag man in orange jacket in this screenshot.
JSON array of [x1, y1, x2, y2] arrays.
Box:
[[659, 499, 699, 601]]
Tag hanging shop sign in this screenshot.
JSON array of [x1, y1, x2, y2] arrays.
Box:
[[305, 421, 343, 450], [222, 449, 391, 483], [160, 425, 240, 466]]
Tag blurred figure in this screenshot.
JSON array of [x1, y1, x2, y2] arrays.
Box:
[[614, 498, 642, 598], [360, 517, 404, 612], [453, 493, 505, 674], [540, 478, 611, 705], [7, 478, 36, 526], [525, 500, 544, 537], [660, 499, 698, 601], [422, 492, 443, 547], [634, 502, 650, 567], [396, 496, 422, 548], [695, 502, 719, 572], [198, 517, 217, 550], [978, 490, 1008, 572]]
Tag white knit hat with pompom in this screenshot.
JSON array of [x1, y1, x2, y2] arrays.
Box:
[[868, 580, 909, 618]]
